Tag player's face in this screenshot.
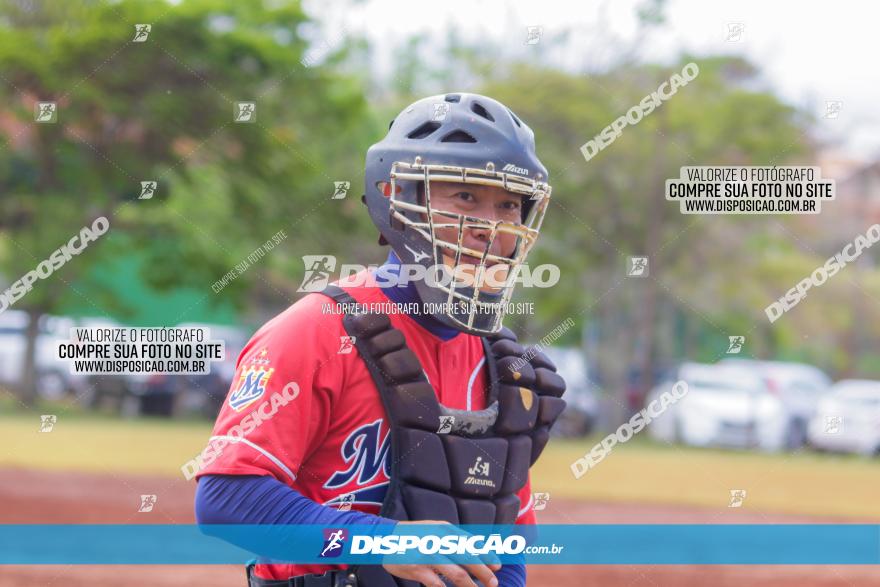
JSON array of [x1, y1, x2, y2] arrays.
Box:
[[421, 181, 521, 259], [420, 181, 523, 292]]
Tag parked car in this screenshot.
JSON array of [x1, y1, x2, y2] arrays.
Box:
[[0, 310, 80, 400], [807, 379, 880, 456], [71, 316, 139, 412], [542, 346, 598, 437], [721, 358, 831, 448], [647, 362, 788, 451]]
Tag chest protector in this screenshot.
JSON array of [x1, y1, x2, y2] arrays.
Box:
[[319, 286, 566, 587]]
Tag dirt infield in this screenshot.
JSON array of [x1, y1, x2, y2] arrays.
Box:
[[0, 467, 877, 586]]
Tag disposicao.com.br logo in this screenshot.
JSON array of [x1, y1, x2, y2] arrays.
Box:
[[312, 526, 564, 562], [350, 534, 538, 556]]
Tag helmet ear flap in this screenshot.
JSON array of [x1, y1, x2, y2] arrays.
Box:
[[389, 210, 405, 232]]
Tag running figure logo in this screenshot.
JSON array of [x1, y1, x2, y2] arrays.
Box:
[[39, 415, 57, 432], [627, 256, 648, 277], [235, 102, 256, 123], [824, 416, 842, 434], [319, 529, 348, 558], [332, 181, 350, 200], [533, 492, 550, 511], [298, 255, 337, 292], [823, 100, 842, 119], [726, 336, 745, 354], [35, 102, 57, 123], [431, 103, 449, 122], [338, 336, 356, 355], [437, 415, 455, 434], [728, 489, 747, 508], [725, 22, 744, 43], [139, 181, 157, 200], [138, 494, 157, 513], [133, 24, 151, 42], [337, 493, 355, 512], [525, 26, 543, 45]]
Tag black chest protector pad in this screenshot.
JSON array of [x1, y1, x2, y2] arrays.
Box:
[[319, 285, 566, 587]]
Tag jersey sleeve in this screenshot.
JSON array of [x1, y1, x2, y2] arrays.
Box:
[[192, 293, 346, 485]]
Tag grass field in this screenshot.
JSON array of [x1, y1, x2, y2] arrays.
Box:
[[2, 402, 878, 519], [534, 438, 880, 519]]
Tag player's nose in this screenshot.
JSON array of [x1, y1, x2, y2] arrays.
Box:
[[464, 205, 499, 242]]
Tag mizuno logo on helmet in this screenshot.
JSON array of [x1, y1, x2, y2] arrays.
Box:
[[502, 163, 529, 175], [404, 244, 430, 263]]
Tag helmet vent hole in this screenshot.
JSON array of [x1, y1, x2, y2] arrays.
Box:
[[471, 102, 495, 122], [440, 130, 477, 143], [407, 121, 442, 139], [507, 109, 522, 128], [444, 94, 461, 103]]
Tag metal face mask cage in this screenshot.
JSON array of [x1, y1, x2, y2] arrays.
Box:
[[388, 157, 552, 334]]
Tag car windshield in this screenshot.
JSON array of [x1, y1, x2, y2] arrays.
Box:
[[690, 378, 755, 393], [834, 382, 880, 406], [681, 366, 761, 394]]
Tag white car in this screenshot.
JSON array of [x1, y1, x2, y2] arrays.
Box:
[[808, 380, 880, 456], [721, 359, 831, 448], [647, 362, 788, 451], [139, 322, 250, 417]]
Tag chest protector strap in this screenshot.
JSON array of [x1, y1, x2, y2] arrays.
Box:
[[318, 286, 566, 587]]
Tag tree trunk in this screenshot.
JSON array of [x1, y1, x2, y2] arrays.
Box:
[[634, 79, 668, 411], [21, 308, 42, 408]]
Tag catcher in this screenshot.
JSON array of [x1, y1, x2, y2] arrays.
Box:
[[194, 92, 567, 587]]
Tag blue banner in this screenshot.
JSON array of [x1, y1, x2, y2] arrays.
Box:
[[1, 524, 878, 565]]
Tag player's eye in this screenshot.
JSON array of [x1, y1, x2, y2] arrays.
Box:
[[500, 199, 521, 211], [454, 191, 476, 203]]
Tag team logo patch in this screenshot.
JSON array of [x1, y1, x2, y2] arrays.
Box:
[[325, 419, 391, 489], [229, 365, 275, 412]]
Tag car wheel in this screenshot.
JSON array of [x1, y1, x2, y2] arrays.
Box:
[[673, 418, 685, 445], [785, 418, 807, 449]]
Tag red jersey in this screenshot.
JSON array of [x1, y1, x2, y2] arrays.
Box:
[[197, 269, 535, 580]]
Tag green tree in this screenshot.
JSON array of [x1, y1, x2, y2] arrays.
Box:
[[0, 0, 371, 404]]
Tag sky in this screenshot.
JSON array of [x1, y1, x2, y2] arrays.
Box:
[[304, 0, 879, 162]]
